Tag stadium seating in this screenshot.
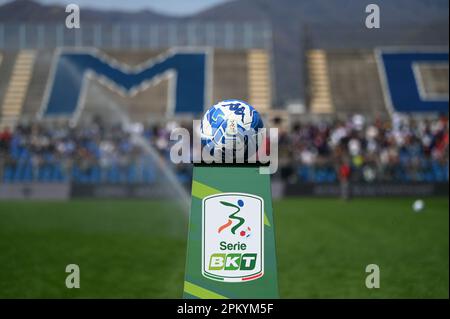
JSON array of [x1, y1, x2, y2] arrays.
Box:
[[0, 51, 19, 126], [307, 49, 449, 116], [2, 156, 159, 185], [0, 49, 272, 124], [308, 49, 387, 116], [0, 50, 35, 128], [21, 50, 54, 118], [0, 47, 448, 186], [307, 50, 333, 114], [378, 51, 449, 113]]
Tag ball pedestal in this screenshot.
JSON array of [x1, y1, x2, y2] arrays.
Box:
[[183, 163, 279, 299]]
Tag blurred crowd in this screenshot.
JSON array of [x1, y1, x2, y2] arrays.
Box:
[[277, 114, 449, 183], [0, 114, 448, 184], [0, 119, 161, 183]]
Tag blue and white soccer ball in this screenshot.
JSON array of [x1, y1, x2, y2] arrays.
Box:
[[200, 100, 264, 161]]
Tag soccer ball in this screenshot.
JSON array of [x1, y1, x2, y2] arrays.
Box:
[[412, 199, 425, 212], [200, 100, 264, 161]]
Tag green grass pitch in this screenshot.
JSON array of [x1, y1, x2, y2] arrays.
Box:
[[0, 197, 448, 298]]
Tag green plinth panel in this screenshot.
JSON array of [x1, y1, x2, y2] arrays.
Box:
[[183, 165, 279, 299]]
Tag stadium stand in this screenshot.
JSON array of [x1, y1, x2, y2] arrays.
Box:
[[0, 50, 35, 129], [62, 49, 173, 123], [378, 50, 449, 113], [0, 114, 448, 184], [278, 114, 449, 184], [308, 49, 387, 117], [0, 121, 161, 184], [0, 43, 448, 188], [307, 49, 449, 116], [0, 51, 19, 126], [415, 62, 449, 100], [328, 50, 387, 116], [212, 50, 248, 105], [21, 50, 54, 119], [247, 49, 271, 111], [307, 49, 333, 114], [0, 49, 272, 124], [0, 47, 273, 185]]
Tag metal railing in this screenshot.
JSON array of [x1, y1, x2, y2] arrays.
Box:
[[0, 22, 272, 50]]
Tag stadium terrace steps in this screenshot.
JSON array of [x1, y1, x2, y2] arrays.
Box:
[[307, 50, 334, 114], [0, 52, 18, 122], [5, 49, 272, 123], [0, 50, 36, 129], [21, 50, 54, 119], [248, 49, 271, 111], [213, 50, 249, 104], [326, 50, 387, 117]]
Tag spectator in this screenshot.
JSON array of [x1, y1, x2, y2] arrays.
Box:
[[0, 115, 448, 184]]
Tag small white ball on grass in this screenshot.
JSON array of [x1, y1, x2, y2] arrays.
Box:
[[412, 199, 425, 212]]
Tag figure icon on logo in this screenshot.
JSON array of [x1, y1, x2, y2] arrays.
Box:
[[217, 199, 251, 238], [202, 193, 264, 282]]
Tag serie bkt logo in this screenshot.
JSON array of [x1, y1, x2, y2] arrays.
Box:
[[202, 193, 264, 282]]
